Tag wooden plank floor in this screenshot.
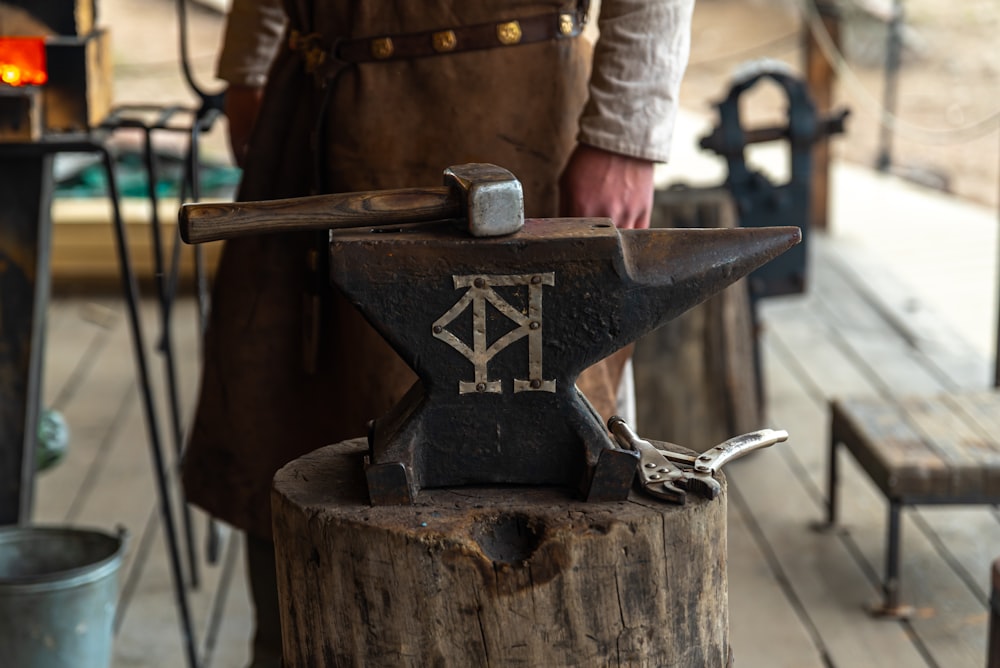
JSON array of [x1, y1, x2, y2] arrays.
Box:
[[28, 231, 997, 667], [728, 236, 996, 668]]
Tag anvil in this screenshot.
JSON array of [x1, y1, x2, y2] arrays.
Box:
[[326, 218, 800, 504], [178, 167, 801, 506]]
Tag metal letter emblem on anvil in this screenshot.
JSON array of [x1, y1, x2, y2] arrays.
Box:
[[180, 164, 801, 505]]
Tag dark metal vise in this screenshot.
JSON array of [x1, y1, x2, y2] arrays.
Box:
[[699, 62, 848, 300]]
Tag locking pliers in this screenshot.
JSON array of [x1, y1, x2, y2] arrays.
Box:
[[608, 416, 788, 504]]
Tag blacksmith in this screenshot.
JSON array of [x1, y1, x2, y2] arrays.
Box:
[[181, 0, 694, 665]]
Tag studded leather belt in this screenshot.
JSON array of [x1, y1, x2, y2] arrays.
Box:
[[289, 9, 587, 79]]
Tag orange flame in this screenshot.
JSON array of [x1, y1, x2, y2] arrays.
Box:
[[0, 37, 48, 87]]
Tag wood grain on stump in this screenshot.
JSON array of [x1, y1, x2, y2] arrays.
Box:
[[272, 439, 729, 667]]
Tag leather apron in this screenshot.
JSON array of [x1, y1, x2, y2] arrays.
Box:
[[182, 0, 621, 538]]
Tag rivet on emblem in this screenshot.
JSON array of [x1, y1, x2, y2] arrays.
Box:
[[496, 21, 522, 46], [371, 37, 394, 59], [432, 30, 457, 52]]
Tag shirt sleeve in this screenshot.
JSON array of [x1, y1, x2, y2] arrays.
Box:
[[578, 0, 695, 163], [215, 0, 288, 87]]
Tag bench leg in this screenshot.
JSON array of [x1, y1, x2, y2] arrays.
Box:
[[989, 558, 1000, 668], [826, 434, 839, 526], [811, 431, 839, 533], [870, 499, 913, 618]]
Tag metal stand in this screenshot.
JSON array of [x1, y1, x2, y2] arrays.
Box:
[[0, 150, 54, 526], [97, 140, 202, 667], [0, 132, 202, 666], [0, 1, 226, 662], [97, 103, 222, 585], [93, 99, 223, 666]]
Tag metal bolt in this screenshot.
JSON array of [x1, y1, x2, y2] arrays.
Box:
[[531, 275, 542, 284], [432, 325, 443, 334], [474, 277, 486, 288], [529, 321, 540, 330], [698, 455, 712, 461], [644, 463, 657, 469], [476, 382, 487, 392], [649, 474, 662, 480], [530, 379, 541, 389]]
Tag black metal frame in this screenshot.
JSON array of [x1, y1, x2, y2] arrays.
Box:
[[0, 147, 53, 526], [0, 0, 228, 664], [95, 100, 222, 668], [0, 132, 202, 666], [97, 103, 223, 584], [826, 430, 1000, 618], [0, 88, 224, 665]]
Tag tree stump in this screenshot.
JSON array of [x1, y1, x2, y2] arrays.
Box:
[[634, 187, 762, 450], [272, 440, 730, 667]]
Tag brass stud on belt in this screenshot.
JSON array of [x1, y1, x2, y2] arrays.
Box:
[[496, 21, 523, 46], [432, 30, 457, 53], [304, 49, 326, 75], [371, 37, 394, 60], [288, 30, 328, 74], [558, 13, 575, 36]]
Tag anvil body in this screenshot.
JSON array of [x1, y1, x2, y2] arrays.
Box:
[[328, 217, 800, 504]]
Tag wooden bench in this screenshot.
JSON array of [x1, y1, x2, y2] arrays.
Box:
[[826, 390, 1000, 617]]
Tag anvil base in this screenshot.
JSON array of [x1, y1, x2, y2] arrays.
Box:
[[365, 380, 640, 505]]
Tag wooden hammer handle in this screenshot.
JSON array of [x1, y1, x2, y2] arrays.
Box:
[[180, 186, 460, 244]]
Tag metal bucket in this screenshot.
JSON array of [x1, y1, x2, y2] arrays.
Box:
[[0, 525, 126, 668]]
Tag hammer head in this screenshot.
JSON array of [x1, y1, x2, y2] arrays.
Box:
[[443, 163, 524, 237]]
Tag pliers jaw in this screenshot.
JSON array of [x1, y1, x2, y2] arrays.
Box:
[[638, 458, 688, 503], [609, 416, 688, 504], [676, 474, 722, 500], [644, 479, 687, 504]]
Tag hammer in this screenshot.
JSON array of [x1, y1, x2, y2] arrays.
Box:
[[179, 163, 524, 244]]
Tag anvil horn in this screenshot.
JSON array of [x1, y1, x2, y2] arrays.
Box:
[[591, 225, 803, 364], [621, 226, 802, 292]]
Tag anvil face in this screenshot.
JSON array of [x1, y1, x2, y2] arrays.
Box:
[[328, 218, 800, 504]]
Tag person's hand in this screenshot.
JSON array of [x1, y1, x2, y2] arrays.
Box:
[[559, 143, 656, 230], [224, 84, 265, 168]]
